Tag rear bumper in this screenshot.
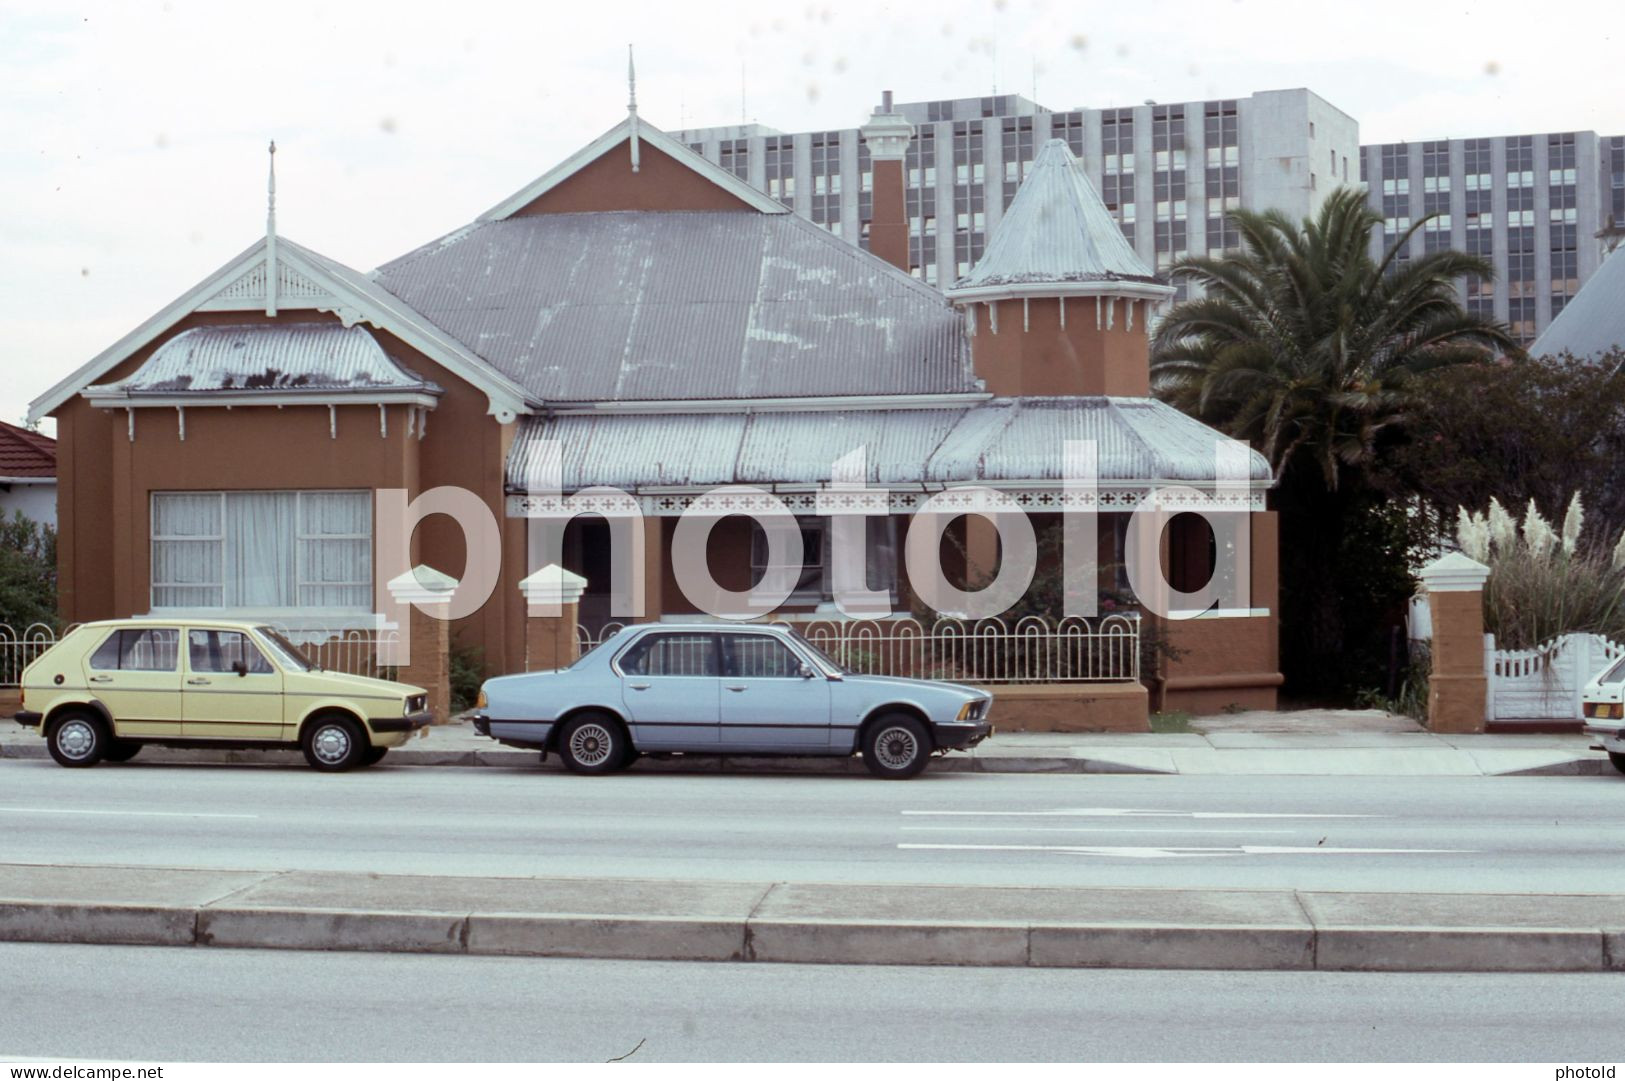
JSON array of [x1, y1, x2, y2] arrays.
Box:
[[1583, 724, 1625, 747], [370, 710, 435, 733], [13, 710, 42, 728], [931, 720, 993, 750]]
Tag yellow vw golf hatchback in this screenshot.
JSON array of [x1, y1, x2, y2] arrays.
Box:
[[12, 619, 432, 771]]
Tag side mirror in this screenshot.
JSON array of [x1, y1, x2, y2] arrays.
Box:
[[798, 663, 816, 680], [232, 660, 249, 677]]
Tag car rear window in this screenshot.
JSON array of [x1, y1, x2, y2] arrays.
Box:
[[87, 628, 181, 672], [618, 633, 719, 677]]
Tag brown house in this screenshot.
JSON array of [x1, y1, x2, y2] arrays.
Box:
[[29, 99, 1281, 722]]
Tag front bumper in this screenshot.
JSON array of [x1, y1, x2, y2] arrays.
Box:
[[13, 710, 42, 728], [931, 720, 994, 750], [370, 710, 435, 733]]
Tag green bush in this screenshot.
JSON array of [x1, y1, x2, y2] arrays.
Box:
[[448, 638, 485, 714], [0, 512, 57, 631]]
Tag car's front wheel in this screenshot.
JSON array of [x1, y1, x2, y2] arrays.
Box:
[[558, 713, 628, 775], [862, 713, 931, 780], [1609, 751, 1625, 775], [46, 712, 108, 768], [301, 715, 368, 772]]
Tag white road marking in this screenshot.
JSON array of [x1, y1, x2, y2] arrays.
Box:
[[902, 808, 1377, 820], [899, 842, 1471, 860], [0, 806, 257, 819], [900, 825, 1298, 835]]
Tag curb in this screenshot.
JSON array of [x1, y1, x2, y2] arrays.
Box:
[[0, 897, 1619, 972], [0, 742, 1603, 777]]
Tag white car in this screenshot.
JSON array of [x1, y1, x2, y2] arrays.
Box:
[[1580, 656, 1625, 775]]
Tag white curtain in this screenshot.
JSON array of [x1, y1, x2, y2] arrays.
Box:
[[152, 490, 370, 612], [299, 492, 371, 608], [225, 492, 297, 607], [152, 494, 223, 607]]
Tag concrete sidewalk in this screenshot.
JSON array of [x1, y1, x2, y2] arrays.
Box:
[[2, 716, 1609, 776], [1, 862, 1620, 972]]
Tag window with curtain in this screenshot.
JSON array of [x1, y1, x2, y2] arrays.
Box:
[[151, 491, 372, 611]]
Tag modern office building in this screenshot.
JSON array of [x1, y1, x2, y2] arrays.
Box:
[[677, 89, 1360, 297], [681, 93, 1625, 346], [1360, 134, 1625, 345]]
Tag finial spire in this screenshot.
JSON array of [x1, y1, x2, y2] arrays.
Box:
[[265, 139, 279, 317], [627, 44, 640, 173]]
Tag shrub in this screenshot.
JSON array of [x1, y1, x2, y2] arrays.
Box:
[[0, 512, 57, 631], [1456, 493, 1625, 649]]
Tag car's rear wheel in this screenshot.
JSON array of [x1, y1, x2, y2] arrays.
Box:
[[46, 712, 108, 768], [362, 746, 389, 767], [558, 713, 627, 775], [301, 715, 367, 772], [862, 713, 931, 780], [1609, 751, 1625, 775], [103, 740, 143, 763]]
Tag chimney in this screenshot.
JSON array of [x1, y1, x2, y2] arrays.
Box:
[[860, 91, 913, 274]]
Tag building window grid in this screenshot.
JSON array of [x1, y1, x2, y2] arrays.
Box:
[[763, 135, 795, 205], [1000, 116, 1035, 208], [1379, 144, 1411, 236], [1101, 110, 1135, 246], [1204, 101, 1240, 253], [906, 129, 937, 278], [808, 132, 842, 229], [717, 139, 750, 182]]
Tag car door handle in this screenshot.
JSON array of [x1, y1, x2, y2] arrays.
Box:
[[187, 677, 211, 686], [724, 685, 747, 692], [88, 675, 113, 683], [627, 682, 651, 691]]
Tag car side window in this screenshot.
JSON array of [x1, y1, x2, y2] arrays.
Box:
[[88, 628, 180, 672], [619, 633, 718, 677], [188, 630, 274, 674], [725, 635, 802, 678]]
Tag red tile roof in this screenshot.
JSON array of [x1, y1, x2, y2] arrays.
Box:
[[0, 421, 56, 479]]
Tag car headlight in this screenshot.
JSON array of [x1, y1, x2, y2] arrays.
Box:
[[403, 694, 427, 715]]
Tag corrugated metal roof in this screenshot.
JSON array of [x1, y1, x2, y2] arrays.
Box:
[[948, 140, 1164, 296], [373, 211, 977, 403], [0, 421, 55, 478], [507, 398, 1271, 492], [88, 324, 440, 395], [1531, 247, 1625, 361]]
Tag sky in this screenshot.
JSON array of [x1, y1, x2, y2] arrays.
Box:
[[3, 0, 1622, 433]]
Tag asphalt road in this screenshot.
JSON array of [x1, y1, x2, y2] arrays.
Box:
[[2, 759, 1623, 892], [2, 942, 1619, 1061]]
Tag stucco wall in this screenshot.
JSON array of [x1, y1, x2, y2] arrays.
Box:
[[0, 482, 55, 529]]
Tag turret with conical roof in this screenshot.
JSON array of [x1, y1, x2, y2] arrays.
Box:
[[946, 138, 1173, 396]]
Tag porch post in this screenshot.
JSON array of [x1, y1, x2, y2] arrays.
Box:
[[1418, 553, 1491, 733], [636, 516, 663, 622], [520, 564, 588, 672], [385, 564, 458, 723]]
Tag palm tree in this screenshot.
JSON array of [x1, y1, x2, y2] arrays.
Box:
[[1151, 187, 1518, 490], [1150, 187, 1519, 697]]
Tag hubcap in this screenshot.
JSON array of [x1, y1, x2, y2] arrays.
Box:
[[312, 724, 351, 765], [874, 725, 918, 771], [57, 719, 96, 760], [569, 723, 614, 767]]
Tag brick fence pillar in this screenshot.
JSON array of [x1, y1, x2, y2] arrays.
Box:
[[386, 564, 458, 723], [520, 563, 588, 672], [1418, 552, 1491, 733]]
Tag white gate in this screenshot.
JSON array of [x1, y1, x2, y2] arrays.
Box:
[[1486, 632, 1625, 722]]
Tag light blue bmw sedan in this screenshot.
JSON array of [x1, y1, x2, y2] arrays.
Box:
[[471, 623, 993, 779]]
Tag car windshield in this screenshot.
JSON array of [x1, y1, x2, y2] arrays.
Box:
[[788, 628, 852, 676], [255, 627, 319, 672]]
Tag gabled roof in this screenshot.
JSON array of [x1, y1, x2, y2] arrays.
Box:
[[0, 421, 56, 480], [83, 323, 441, 401], [27, 236, 529, 424], [478, 115, 787, 221], [947, 139, 1170, 303], [375, 209, 978, 403], [1531, 247, 1625, 362], [506, 397, 1273, 492]]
